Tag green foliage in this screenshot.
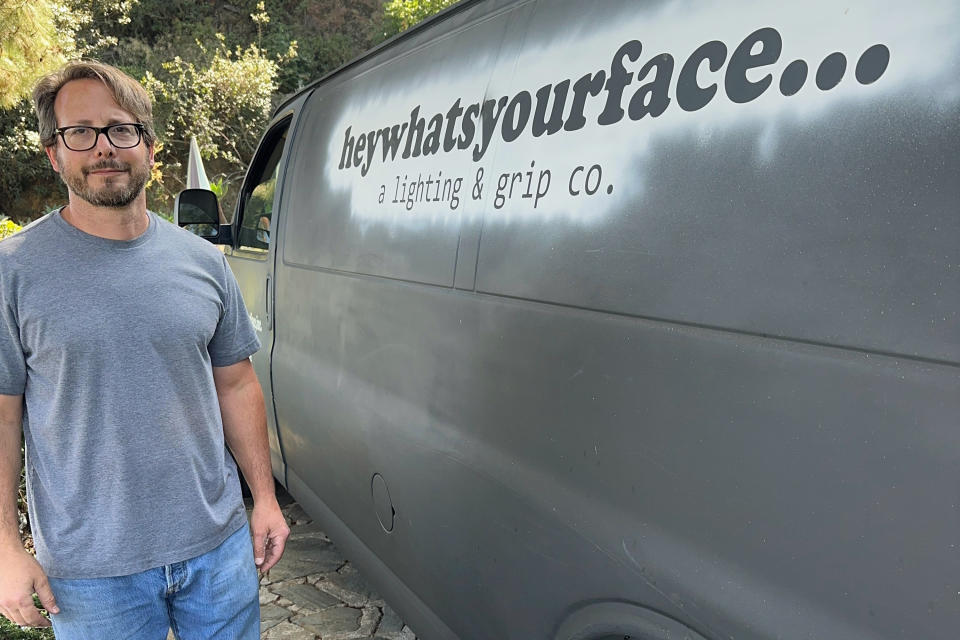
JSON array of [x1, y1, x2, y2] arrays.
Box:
[[0, 0, 141, 108], [0, 99, 61, 220], [0, 614, 54, 640], [382, 0, 459, 37], [68, 0, 141, 58], [0, 0, 67, 108], [0, 0, 402, 221], [275, 0, 385, 92], [1, 216, 22, 239], [0, 0, 137, 220], [16, 447, 28, 543], [142, 33, 296, 214], [210, 178, 228, 200]]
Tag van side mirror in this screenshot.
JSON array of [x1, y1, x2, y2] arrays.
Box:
[[174, 188, 233, 245]]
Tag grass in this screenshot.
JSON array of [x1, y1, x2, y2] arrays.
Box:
[[0, 597, 54, 639]]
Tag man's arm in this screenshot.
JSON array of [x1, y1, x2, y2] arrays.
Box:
[[0, 394, 58, 627], [213, 360, 289, 574]]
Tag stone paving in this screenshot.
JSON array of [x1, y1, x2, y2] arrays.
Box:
[[256, 499, 419, 640], [168, 492, 419, 640]]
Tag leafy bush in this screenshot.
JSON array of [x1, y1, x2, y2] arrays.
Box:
[[0, 614, 54, 640], [140, 2, 296, 216], [1, 216, 22, 239], [383, 0, 459, 37]]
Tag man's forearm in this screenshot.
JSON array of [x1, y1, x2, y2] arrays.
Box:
[[213, 360, 289, 571], [0, 397, 24, 550], [215, 363, 275, 502]]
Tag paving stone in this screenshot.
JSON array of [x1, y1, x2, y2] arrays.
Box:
[[357, 606, 383, 636], [377, 605, 405, 635], [261, 621, 317, 640], [288, 521, 330, 540], [265, 536, 346, 581], [260, 603, 291, 632], [255, 498, 417, 638], [305, 572, 328, 586], [276, 486, 297, 507], [318, 564, 375, 606], [271, 582, 341, 611], [295, 606, 363, 635], [260, 587, 279, 605], [262, 603, 292, 621], [284, 504, 312, 524], [261, 617, 286, 634]]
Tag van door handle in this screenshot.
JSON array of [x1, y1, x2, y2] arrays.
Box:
[[265, 274, 271, 327]]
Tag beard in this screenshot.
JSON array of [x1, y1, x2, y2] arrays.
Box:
[[59, 153, 151, 208]]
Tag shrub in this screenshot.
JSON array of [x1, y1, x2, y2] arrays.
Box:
[[0, 216, 22, 240]]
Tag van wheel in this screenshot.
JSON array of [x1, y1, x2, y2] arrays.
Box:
[[555, 602, 709, 640]]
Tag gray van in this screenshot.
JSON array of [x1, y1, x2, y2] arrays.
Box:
[[176, 0, 960, 638]]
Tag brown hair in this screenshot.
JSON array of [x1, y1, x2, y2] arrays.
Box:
[[32, 60, 157, 148]]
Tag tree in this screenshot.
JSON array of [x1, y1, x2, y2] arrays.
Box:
[[142, 4, 297, 215], [382, 0, 459, 38], [1, 0, 444, 221], [0, 1, 68, 108], [0, 0, 140, 220], [0, 0, 139, 108], [143, 44, 279, 214], [0, 99, 60, 220]]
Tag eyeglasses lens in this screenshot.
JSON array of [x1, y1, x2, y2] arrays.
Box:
[[62, 125, 140, 151], [107, 125, 140, 147]]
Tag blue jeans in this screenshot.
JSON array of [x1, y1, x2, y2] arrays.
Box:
[[47, 522, 260, 640]]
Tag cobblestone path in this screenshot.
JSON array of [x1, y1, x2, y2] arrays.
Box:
[[167, 494, 419, 640], [256, 500, 419, 640]]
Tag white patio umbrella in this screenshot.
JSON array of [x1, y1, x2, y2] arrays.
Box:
[[185, 136, 211, 190]]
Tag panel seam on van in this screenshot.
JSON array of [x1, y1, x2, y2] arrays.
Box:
[[275, 259, 958, 368]]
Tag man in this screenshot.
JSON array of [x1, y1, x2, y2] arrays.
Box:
[[0, 61, 289, 638]]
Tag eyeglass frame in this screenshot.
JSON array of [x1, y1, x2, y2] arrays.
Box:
[[54, 123, 146, 152]]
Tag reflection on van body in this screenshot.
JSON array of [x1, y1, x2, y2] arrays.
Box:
[[220, 1, 959, 638]]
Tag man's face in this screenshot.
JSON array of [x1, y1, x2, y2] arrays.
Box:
[[45, 78, 155, 209]]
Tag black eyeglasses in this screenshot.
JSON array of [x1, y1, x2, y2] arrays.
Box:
[[55, 123, 145, 151]]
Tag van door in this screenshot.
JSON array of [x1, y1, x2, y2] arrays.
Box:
[[226, 117, 291, 481]]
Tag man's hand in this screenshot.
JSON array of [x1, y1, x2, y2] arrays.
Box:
[[250, 498, 289, 575], [213, 361, 291, 575], [0, 546, 59, 627]]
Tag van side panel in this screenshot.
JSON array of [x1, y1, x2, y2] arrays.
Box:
[[474, 2, 959, 364], [273, 270, 959, 639], [265, 1, 960, 638]]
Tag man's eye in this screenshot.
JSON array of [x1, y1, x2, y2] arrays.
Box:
[[112, 125, 134, 135], [70, 127, 90, 135]]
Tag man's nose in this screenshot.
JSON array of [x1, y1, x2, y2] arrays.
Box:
[[94, 130, 116, 156]]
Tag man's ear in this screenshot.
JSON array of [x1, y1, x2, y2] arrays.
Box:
[[148, 142, 156, 167], [44, 145, 60, 173]]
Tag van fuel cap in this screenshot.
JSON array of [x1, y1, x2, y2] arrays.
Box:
[[371, 473, 395, 533]]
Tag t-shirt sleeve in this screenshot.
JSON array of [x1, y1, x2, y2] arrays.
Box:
[[0, 268, 26, 395], [208, 254, 261, 367]]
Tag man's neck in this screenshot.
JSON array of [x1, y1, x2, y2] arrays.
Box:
[[61, 196, 150, 241]]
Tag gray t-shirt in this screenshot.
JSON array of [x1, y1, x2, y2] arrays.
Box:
[[0, 210, 261, 578]]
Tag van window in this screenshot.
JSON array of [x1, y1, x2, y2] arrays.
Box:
[[236, 122, 289, 257]]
